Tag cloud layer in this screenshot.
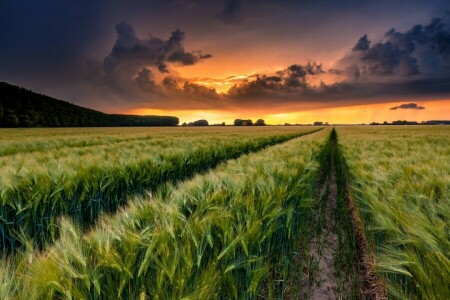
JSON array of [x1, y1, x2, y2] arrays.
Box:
[[222, 16, 450, 109], [390, 103, 425, 110], [340, 17, 450, 78], [86, 22, 211, 99], [85, 16, 450, 111], [1, 1, 449, 113]]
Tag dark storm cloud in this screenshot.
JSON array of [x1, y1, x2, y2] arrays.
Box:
[[364, 41, 419, 75], [164, 28, 209, 67], [221, 16, 450, 108], [227, 62, 324, 97], [342, 17, 450, 78], [105, 23, 210, 73], [227, 75, 284, 97], [352, 34, 370, 51], [328, 69, 345, 75], [285, 63, 324, 87], [152, 76, 223, 109], [162, 76, 220, 99], [390, 103, 425, 110], [199, 54, 213, 59], [182, 82, 221, 99], [162, 77, 179, 90], [306, 77, 450, 102], [91, 17, 450, 111], [135, 68, 161, 93], [89, 22, 211, 94], [222, 75, 450, 110], [344, 35, 420, 77]]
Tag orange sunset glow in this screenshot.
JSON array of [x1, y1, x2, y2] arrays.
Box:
[[129, 99, 450, 125], [2, 1, 450, 124]]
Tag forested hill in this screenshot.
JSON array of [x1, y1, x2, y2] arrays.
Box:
[[0, 82, 179, 127]]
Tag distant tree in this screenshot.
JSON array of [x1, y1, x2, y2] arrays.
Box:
[[234, 119, 253, 126], [181, 122, 187, 126], [221, 122, 225, 126], [21, 115, 34, 127], [5, 114, 19, 126], [255, 119, 266, 126], [392, 120, 408, 125], [383, 121, 388, 125], [243, 119, 253, 126], [193, 119, 209, 126]]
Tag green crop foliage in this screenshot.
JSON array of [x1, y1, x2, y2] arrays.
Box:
[[337, 126, 450, 299], [0, 128, 330, 299], [0, 127, 320, 252], [3, 125, 446, 299]]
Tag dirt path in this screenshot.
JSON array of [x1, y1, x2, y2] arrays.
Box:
[[303, 164, 339, 299], [287, 129, 385, 300]]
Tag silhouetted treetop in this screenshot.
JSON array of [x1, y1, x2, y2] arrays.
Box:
[[255, 119, 266, 126], [0, 82, 179, 127], [234, 119, 254, 126], [193, 119, 209, 126]]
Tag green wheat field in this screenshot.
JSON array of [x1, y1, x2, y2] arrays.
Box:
[[0, 126, 448, 299]]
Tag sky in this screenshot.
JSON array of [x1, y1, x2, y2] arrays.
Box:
[[1, 0, 450, 124]]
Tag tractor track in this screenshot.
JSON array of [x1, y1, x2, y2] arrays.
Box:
[[291, 129, 386, 300]]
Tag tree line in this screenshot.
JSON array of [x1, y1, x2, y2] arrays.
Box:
[[181, 119, 266, 126], [234, 119, 265, 126], [0, 82, 179, 127], [1, 82, 271, 128]]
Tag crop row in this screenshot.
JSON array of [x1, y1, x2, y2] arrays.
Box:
[[337, 126, 450, 299], [0, 128, 330, 299], [0, 127, 293, 157], [0, 127, 302, 157], [3, 125, 446, 299], [0, 127, 321, 252]]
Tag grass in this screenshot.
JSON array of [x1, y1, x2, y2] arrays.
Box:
[[337, 126, 450, 299], [0, 126, 321, 252], [0, 128, 330, 299]]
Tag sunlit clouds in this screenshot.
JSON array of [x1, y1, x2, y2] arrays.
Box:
[[1, 0, 449, 123], [187, 74, 259, 93]]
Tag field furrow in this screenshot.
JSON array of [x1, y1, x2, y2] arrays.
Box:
[[0, 127, 321, 253], [1, 125, 447, 299], [337, 126, 450, 299], [0, 128, 330, 299]]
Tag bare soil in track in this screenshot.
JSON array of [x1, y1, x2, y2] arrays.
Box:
[[288, 130, 386, 300], [302, 161, 339, 299]]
